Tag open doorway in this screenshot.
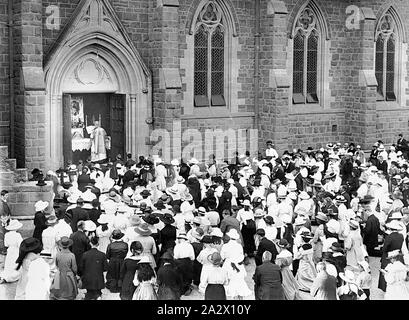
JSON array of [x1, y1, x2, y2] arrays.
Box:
[[62, 93, 126, 166]]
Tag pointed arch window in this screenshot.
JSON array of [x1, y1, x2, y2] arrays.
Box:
[[292, 7, 321, 105], [375, 12, 397, 101], [194, 1, 226, 107]]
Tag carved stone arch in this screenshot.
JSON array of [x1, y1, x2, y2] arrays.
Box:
[[43, 0, 152, 169], [288, 0, 331, 40], [375, 5, 407, 44], [186, 0, 239, 37]]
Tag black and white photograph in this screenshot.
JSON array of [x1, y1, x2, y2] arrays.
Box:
[[1, 0, 409, 308]]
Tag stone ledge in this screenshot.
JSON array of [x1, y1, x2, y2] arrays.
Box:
[[157, 0, 179, 8], [360, 7, 376, 21], [359, 70, 378, 87], [269, 69, 290, 89], [11, 181, 52, 193], [159, 68, 182, 89], [20, 67, 45, 91]]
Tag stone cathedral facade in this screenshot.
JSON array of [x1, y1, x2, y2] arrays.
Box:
[[0, 0, 408, 172]]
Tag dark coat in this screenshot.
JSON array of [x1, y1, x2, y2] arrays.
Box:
[[80, 248, 108, 290], [77, 174, 94, 193], [363, 214, 381, 249], [0, 200, 11, 217], [119, 257, 140, 300], [378, 232, 404, 292], [88, 208, 101, 226], [106, 240, 129, 292], [70, 230, 91, 272], [69, 207, 89, 232], [33, 211, 47, 241], [217, 191, 232, 215], [179, 163, 190, 181], [255, 237, 278, 266], [159, 224, 177, 255], [253, 261, 284, 300], [157, 263, 184, 300]]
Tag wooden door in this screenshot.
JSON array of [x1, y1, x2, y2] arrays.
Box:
[[110, 94, 126, 161], [62, 94, 72, 165]]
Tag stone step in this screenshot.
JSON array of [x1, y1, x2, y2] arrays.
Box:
[[4, 159, 16, 172], [14, 169, 28, 183]]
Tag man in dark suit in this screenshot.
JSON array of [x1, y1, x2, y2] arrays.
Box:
[[397, 134, 409, 159], [157, 252, 184, 300], [255, 229, 278, 266], [363, 209, 381, 257], [80, 236, 108, 300], [0, 190, 11, 254], [253, 251, 284, 300], [282, 155, 296, 174], [68, 198, 89, 232], [77, 168, 94, 193], [70, 221, 91, 271]]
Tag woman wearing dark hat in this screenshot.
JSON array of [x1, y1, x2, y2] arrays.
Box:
[[275, 239, 300, 300], [159, 213, 177, 257], [294, 232, 317, 293], [105, 230, 129, 293], [119, 241, 144, 300], [133, 223, 157, 270], [157, 251, 184, 300], [326, 242, 347, 286], [14, 237, 49, 300], [202, 252, 229, 300], [50, 237, 78, 300], [142, 213, 161, 266]]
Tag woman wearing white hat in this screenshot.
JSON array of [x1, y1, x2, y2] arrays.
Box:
[[381, 250, 409, 300], [344, 220, 364, 267], [96, 214, 113, 254], [337, 266, 366, 300], [0, 220, 23, 283], [33, 200, 49, 241], [378, 219, 406, 292]]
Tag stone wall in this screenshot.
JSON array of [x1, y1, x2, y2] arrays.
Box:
[[0, 0, 10, 149]]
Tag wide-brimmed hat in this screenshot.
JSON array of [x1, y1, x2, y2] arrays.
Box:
[[201, 235, 213, 244], [35, 200, 49, 212], [176, 176, 185, 183], [330, 242, 344, 253], [294, 217, 306, 226], [324, 173, 336, 180], [21, 238, 43, 256], [112, 229, 125, 240], [277, 238, 290, 249], [242, 199, 252, 207], [129, 215, 142, 226], [97, 214, 110, 225], [135, 223, 152, 236], [140, 189, 152, 197], [254, 208, 266, 218], [46, 215, 58, 226], [264, 216, 274, 225], [339, 269, 357, 284], [389, 211, 403, 220], [299, 191, 310, 200], [166, 186, 179, 195], [197, 207, 207, 215], [316, 212, 329, 223], [357, 260, 370, 273], [326, 219, 340, 234], [5, 219, 23, 231], [84, 220, 97, 232], [160, 213, 175, 225], [57, 236, 73, 249], [142, 214, 159, 225], [386, 220, 404, 231], [177, 232, 188, 240], [226, 229, 240, 240], [335, 195, 347, 203], [207, 252, 222, 266], [387, 249, 403, 259], [154, 200, 166, 210], [138, 256, 151, 264], [210, 228, 223, 238], [182, 193, 193, 202]]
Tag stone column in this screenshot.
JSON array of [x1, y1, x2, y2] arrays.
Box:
[[150, 0, 182, 162], [14, 0, 46, 171], [346, 7, 377, 150], [259, 0, 290, 153]]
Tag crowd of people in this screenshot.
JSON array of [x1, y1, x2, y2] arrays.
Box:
[[2, 135, 409, 300]]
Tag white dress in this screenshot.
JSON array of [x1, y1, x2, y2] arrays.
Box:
[[96, 226, 112, 254], [25, 257, 51, 300], [1, 231, 23, 282], [384, 261, 409, 300], [225, 262, 252, 298]]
